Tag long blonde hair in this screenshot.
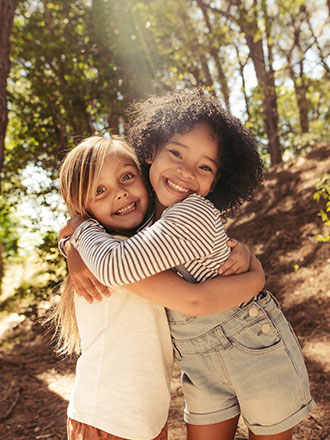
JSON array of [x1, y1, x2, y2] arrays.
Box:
[[51, 136, 141, 356]]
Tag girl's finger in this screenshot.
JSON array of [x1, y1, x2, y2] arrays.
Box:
[[84, 279, 103, 302], [221, 267, 235, 276], [71, 276, 97, 303], [219, 260, 234, 274], [93, 280, 110, 297], [74, 285, 94, 304], [82, 292, 94, 304], [226, 238, 238, 248]]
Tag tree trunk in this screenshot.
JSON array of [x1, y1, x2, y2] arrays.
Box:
[[196, 0, 231, 111], [293, 53, 309, 134], [0, 0, 15, 190], [208, 0, 282, 164], [200, 54, 215, 89], [233, 43, 250, 119], [295, 80, 309, 133], [0, 0, 15, 295], [287, 18, 310, 134], [244, 33, 282, 164]]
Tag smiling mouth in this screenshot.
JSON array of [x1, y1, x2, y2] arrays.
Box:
[[115, 202, 137, 215], [166, 178, 190, 193]]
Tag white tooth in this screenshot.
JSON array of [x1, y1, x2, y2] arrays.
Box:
[[117, 203, 135, 214], [168, 179, 189, 192]]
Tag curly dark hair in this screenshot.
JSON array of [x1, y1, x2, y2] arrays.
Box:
[[126, 88, 264, 214]]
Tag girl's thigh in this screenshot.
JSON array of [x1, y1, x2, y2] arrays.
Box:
[[186, 415, 239, 440], [67, 418, 167, 440], [224, 292, 315, 435]]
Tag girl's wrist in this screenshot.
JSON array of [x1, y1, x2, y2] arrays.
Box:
[[69, 215, 90, 231]]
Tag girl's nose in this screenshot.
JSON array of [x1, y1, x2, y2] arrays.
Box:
[[177, 164, 194, 179], [116, 188, 128, 200]]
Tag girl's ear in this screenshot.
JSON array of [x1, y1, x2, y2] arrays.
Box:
[[145, 146, 156, 164]]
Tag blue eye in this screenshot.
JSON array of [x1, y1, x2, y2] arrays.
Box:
[[122, 173, 133, 181], [96, 186, 106, 195]]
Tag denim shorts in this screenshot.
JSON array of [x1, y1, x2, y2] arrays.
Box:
[[170, 290, 316, 435]]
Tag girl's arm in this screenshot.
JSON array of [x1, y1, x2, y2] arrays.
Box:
[[65, 243, 264, 313], [66, 243, 110, 304], [123, 255, 265, 315], [71, 195, 230, 286], [63, 227, 254, 306]]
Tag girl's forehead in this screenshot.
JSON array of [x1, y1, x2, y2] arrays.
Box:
[[172, 122, 217, 140], [104, 153, 136, 167]]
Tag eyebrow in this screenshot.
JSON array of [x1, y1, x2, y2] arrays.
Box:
[[168, 141, 218, 167], [122, 163, 137, 168]]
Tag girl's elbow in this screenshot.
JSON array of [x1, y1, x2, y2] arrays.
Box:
[[257, 272, 266, 291]]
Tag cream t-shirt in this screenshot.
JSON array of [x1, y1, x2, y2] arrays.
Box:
[[68, 283, 173, 439]]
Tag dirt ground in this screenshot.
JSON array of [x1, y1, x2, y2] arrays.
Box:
[[0, 143, 329, 440]]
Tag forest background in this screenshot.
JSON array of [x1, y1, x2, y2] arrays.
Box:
[[0, 0, 329, 438]]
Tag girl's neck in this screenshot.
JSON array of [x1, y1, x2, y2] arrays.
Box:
[[103, 224, 137, 238], [155, 200, 167, 221]]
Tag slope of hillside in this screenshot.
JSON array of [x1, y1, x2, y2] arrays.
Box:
[[226, 143, 330, 439], [0, 143, 329, 440]]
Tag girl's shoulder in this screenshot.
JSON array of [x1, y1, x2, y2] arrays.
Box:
[[162, 193, 221, 222], [167, 192, 218, 210]]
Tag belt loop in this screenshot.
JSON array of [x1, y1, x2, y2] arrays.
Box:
[[266, 290, 281, 309], [216, 325, 232, 350]]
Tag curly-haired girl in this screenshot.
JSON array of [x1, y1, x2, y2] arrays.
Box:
[[64, 89, 315, 440], [126, 88, 263, 216]]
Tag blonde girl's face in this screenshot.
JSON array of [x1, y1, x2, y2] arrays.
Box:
[[147, 122, 219, 218], [88, 154, 150, 233]]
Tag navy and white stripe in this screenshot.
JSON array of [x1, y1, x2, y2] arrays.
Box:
[[72, 194, 231, 287]]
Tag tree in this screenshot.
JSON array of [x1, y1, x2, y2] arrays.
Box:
[[0, 0, 15, 189], [7, 0, 127, 185], [0, 0, 15, 292], [204, 0, 283, 164]]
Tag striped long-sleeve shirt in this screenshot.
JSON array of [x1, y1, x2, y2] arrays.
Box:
[[71, 193, 231, 287]]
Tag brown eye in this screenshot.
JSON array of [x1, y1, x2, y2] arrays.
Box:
[[169, 149, 181, 158], [200, 165, 213, 172]]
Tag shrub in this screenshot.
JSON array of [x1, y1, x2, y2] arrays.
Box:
[[313, 173, 330, 242]]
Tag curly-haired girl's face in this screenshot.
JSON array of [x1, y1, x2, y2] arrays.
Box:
[[147, 122, 219, 217]]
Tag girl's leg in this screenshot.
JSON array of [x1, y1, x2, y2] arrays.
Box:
[[186, 415, 239, 440], [248, 427, 294, 440], [154, 423, 168, 440]]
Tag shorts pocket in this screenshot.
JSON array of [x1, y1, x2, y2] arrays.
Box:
[[229, 315, 283, 353], [166, 309, 197, 325]]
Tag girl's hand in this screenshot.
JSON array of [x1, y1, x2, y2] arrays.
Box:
[[218, 238, 251, 276], [67, 243, 110, 304], [58, 215, 89, 241]]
